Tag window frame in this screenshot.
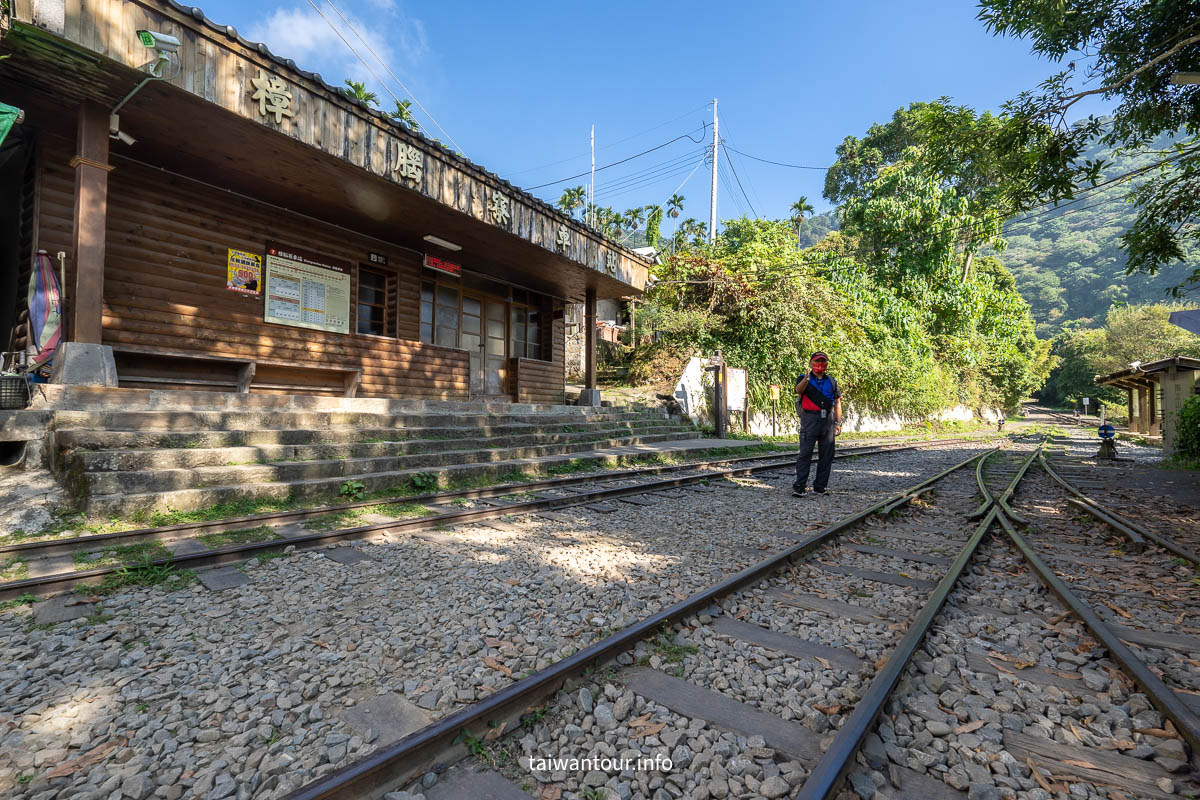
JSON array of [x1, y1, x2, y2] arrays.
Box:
[[355, 264, 396, 339]]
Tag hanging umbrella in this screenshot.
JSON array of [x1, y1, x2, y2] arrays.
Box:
[[0, 103, 23, 149], [26, 251, 62, 372]]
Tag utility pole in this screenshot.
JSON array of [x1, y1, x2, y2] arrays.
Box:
[[708, 99, 718, 244], [589, 124, 595, 229]]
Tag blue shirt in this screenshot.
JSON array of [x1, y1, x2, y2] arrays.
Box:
[[797, 374, 840, 411]]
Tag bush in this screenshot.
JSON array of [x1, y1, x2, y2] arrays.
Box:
[[1176, 395, 1200, 461]]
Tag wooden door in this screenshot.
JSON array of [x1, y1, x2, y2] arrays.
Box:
[[484, 299, 507, 395], [461, 294, 484, 397]]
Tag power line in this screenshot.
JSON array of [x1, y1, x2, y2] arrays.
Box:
[[719, 120, 768, 213], [723, 145, 829, 170], [721, 141, 759, 218], [316, 0, 465, 155], [718, 158, 748, 218], [618, 156, 709, 246], [526, 126, 709, 190], [507, 105, 711, 176], [595, 160, 705, 204], [594, 151, 705, 194]]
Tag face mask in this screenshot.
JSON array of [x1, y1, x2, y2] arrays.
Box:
[[812, 362, 827, 375]]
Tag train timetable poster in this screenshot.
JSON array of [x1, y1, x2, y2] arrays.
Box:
[[263, 245, 350, 334]]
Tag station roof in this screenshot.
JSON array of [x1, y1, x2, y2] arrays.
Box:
[[1, 0, 650, 301], [1096, 356, 1200, 389]]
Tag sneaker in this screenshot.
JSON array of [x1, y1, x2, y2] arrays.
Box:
[[792, 488, 806, 497], [813, 487, 827, 494]]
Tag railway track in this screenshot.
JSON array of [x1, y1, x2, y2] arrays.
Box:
[[274, 438, 1199, 800], [0, 436, 978, 601]]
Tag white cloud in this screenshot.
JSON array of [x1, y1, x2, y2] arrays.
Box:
[[246, 2, 428, 104]]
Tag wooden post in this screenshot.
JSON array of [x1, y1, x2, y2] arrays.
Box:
[[69, 102, 111, 344], [1127, 387, 1135, 432], [584, 288, 597, 391]]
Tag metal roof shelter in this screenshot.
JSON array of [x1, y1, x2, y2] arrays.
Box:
[[1096, 356, 1200, 456], [1169, 309, 1200, 337]]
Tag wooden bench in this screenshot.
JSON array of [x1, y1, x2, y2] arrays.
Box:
[[109, 343, 362, 397]]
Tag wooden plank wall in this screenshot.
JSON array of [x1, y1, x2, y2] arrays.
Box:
[[35, 134, 471, 399], [16, 0, 648, 291], [512, 296, 565, 404]]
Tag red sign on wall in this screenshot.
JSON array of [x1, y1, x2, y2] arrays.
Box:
[[424, 254, 461, 276]]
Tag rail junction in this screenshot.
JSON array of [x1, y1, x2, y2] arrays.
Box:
[[1, 413, 1197, 800]]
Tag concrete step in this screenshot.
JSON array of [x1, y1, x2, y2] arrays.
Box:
[[81, 431, 703, 495], [57, 417, 691, 451], [51, 407, 667, 433], [36, 385, 664, 416], [83, 436, 757, 517], [75, 424, 698, 471]]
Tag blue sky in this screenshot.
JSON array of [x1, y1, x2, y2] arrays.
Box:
[[197, 0, 1110, 229]]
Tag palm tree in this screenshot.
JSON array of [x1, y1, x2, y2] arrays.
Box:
[[790, 196, 815, 245], [667, 194, 685, 219], [343, 79, 379, 107], [558, 186, 586, 218], [623, 206, 646, 231], [388, 99, 421, 132], [666, 194, 686, 252]]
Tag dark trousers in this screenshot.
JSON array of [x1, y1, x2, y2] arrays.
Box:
[[794, 410, 836, 491]]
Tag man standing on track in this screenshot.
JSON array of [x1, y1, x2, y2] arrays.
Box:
[[793, 352, 842, 496]]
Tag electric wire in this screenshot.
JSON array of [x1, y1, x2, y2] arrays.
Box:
[[718, 158, 748, 218], [595, 161, 705, 204], [720, 141, 760, 218], [593, 150, 706, 195], [618, 156, 709, 245], [507, 105, 711, 176], [315, 0, 466, 155], [719, 119, 768, 213], [525, 126, 710, 190], [723, 145, 830, 170]]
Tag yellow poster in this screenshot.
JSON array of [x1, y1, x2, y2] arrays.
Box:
[[226, 248, 262, 295]]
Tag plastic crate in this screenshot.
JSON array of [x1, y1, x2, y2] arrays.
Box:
[[0, 374, 30, 410]]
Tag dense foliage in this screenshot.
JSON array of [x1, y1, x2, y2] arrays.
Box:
[[634, 217, 1048, 418], [979, 0, 1200, 295], [1039, 302, 1200, 407], [1177, 395, 1200, 462], [997, 134, 1199, 336]]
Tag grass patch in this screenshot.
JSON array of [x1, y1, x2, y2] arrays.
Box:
[[197, 526, 279, 549], [1, 556, 29, 582], [73, 541, 171, 572], [0, 593, 36, 612], [305, 501, 433, 532], [74, 556, 195, 597], [648, 625, 698, 665]]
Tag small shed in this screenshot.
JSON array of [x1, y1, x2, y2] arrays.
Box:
[[1095, 356, 1200, 455]]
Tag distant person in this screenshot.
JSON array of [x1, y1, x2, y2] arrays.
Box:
[[997, 412, 1005, 432], [793, 352, 842, 496]]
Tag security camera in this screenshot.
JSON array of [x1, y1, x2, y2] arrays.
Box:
[[136, 30, 181, 78], [108, 114, 136, 146], [137, 30, 180, 54]]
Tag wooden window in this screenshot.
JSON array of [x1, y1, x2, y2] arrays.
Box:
[[510, 304, 541, 360], [356, 266, 395, 337], [420, 279, 462, 348]]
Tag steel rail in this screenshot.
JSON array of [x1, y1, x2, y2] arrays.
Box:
[[0, 441, 993, 602], [997, 513, 1200, 755], [280, 449, 997, 800], [1040, 452, 1199, 565], [793, 447, 1037, 800], [0, 437, 975, 561]]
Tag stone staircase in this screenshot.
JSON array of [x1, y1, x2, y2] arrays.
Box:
[[32, 387, 703, 518]]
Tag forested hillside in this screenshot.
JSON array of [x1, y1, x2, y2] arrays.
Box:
[[998, 134, 1200, 337]]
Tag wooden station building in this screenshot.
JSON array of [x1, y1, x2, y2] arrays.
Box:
[[1096, 356, 1200, 456], [0, 0, 648, 403]]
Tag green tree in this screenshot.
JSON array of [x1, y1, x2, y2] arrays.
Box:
[[789, 197, 814, 245], [644, 205, 665, 249], [978, 0, 1200, 294], [623, 206, 646, 231], [387, 99, 421, 132], [343, 80, 379, 107], [557, 186, 586, 218]]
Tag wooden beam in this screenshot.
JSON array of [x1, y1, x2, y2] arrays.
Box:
[[70, 101, 111, 344], [584, 287, 597, 391]]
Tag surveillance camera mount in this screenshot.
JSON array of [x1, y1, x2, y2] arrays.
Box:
[[107, 28, 183, 139]]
